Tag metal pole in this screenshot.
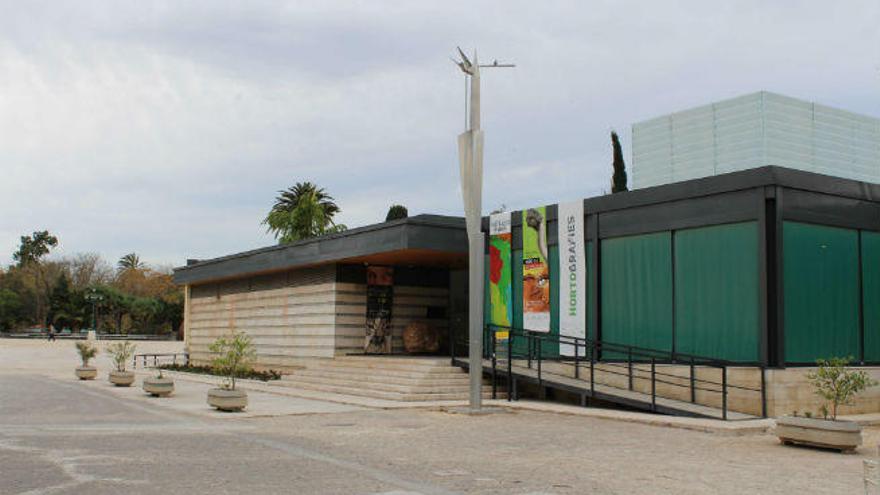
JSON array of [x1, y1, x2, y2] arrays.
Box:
[[491, 327, 497, 400], [574, 340, 580, 380], [651, 357, 656, 412], [722, 367, 728, 421], [589, 341, 595, 395], [690, 357, 696, 403], [507, 332, 513, 402], [761, 367, 767, 418], [628, 348, 633, 391], [468, 233, 485, 410]]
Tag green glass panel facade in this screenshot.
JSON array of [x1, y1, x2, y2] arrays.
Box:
[[587, 241, 594, 341], [674, 222, 759, 362], [546, 245, 560, 357], [600, 231, 673, 352], [783, 222, 860, 363], [862, 232, 880, 362]]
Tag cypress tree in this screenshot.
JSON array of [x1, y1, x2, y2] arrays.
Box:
[[611, 131, 628, 193]]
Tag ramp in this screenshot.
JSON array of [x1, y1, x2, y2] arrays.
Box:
[[452, 326, 766, 421]]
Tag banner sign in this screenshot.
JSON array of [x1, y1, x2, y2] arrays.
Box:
[[557, 201, 586, 356], [522, 207, 550, 332], [488, 213, 513, 334], [365, 266, 393, 354]]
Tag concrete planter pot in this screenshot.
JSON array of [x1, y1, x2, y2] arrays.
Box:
[[207, 388, 248, 412], [108, 370, 135, 387], [143, 376, 175, 397], [776, 416, 862, 453], [75, 366, 97, 380]]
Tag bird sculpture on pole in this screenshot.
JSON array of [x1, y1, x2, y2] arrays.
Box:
[[454, 47, 513, 411]]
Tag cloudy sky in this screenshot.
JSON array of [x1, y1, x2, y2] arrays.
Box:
[[1, 1, 878, 268]]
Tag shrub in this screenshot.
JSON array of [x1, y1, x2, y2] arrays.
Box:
[[807, 356, 878, 420], [158, 363, 279, 381], [106, 341, 137, 372], [75, 341, 97, 367], [209, 331, 256, 390]]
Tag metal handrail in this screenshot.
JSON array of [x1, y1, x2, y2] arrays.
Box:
[[133, 352, 189, 369], [485, 324, 767, 420]]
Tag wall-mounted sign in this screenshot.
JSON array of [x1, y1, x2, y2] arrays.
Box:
[[557, 201, 586, 356], [365, 266, 393, 354], [489, 212, 513, 334], [522, 207, 550, 332]]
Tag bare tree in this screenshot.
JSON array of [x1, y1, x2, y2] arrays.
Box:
[[62, 253, 114, 289]]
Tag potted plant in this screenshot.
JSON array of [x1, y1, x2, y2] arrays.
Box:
[[143, 368, 174, 397], [776, 357, 877, 453], [106, 341, 137, 387], [206, 331, 255, 412], [75, 341, 98, 380]]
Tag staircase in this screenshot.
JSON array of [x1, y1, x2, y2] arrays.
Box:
[[276, 356, 501, 402]]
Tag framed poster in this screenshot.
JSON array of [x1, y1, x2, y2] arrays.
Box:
[[522, 207, 550, 332], [489, 212, 513, 331], [365, 266, 393, 354]]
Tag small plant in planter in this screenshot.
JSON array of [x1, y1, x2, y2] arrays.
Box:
[[206, 331, 256, 412], [75, 341, 98, 380], [106, 341, 137, 387], [142, 368, 175, 397], [777, 357, 878, 453]]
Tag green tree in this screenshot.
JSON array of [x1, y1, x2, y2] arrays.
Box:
[[0, 289, 23, 331], [11, 231, 60, 327], [385, 204, 408, 221], [209, 331, 256, 391], [13, 231, 58, 266], [89, 285, 131, 333], [49, 275, 91, 331], [263, 182, 346, 243], [129, 296, 162, 333], [807, 357, 878, 420], [611, 131, 628, 193], [117, 253, 144, 272]]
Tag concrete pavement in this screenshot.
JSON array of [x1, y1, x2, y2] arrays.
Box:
[[1, 339, 878, 494]]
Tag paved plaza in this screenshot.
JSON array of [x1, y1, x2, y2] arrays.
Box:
[[1, 340, 878, 494]]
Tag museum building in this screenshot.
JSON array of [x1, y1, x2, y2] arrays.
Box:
[[174, 92, 880, 417]]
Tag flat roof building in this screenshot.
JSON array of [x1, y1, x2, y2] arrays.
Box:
[[175, 94, 880, 418]]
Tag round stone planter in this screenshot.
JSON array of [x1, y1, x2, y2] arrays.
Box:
[[776, 416, 862, 453], [143, 376, 174, 397], [75, 366, 97, 380], [207, 388, 248, 412], [108, 370, 135, 387]]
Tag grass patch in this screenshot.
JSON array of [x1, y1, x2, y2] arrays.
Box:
[[158, 363, 281, 381]]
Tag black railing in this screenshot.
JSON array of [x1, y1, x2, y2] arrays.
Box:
[[133, 353, 189, 369], [484, 325, 767, 420]]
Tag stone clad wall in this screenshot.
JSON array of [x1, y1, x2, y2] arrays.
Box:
[[185, 264, 453, 368], [187, 265, 338, 370], [766, 367, 880, 417]]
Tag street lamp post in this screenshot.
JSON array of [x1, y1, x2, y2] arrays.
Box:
[[86, 289, 104, 334], [454, 48, 514, 411]]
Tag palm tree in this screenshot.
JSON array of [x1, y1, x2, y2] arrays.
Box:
[[263, 182, 347, 243], [117, 253, 143, 272]]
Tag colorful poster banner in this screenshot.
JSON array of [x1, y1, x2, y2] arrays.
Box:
[[522, 206, 550, 332], [557, 201, 586, 356], [365, 266, 393, 354], [488, 213, 513, 332]]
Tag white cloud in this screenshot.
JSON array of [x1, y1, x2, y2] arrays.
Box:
[[0, 0, 878, 266]]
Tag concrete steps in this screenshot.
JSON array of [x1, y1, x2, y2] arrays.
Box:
[[280, 356, 503, 402], [293, 368, 470, 386]]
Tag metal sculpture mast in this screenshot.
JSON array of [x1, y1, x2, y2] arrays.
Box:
[[454, 47, 514, 411]]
